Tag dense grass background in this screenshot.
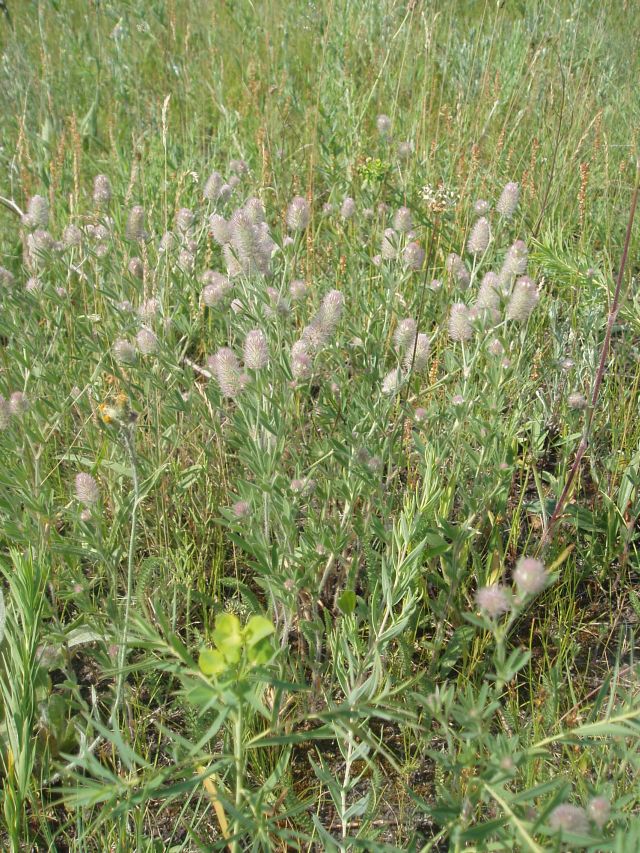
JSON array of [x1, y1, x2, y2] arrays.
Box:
[[1, 0, 639, 850]]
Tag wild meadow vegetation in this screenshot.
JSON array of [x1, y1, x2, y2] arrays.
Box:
[[0, 0, 639, 849]]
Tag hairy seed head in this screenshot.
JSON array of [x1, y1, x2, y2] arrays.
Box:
[[209, 213, 231, 245], [568, 391, 587, 410], [244, 197, 266, 224], [340, 197, 356, 220], [376, 114, 392, 137], [496, 181, 520, 218], [113, 339, 137, 365], [513, 557, 547, 595], [209, 347, 242, 398], [405, 333, 430, 372], [136, 327, 158, 355], [467, 216, 491, 255], [175, 207, 195, 235], [125, 205, 147, 242], [63, 224, 83, 247], [503, 240, 528, 277], [587, 797, 610, 830], [75, 472, 99, 507], [403, 241, 425, 271], [9, 391, 29, 416], [506, 276, 539, 321], [397, 140, 414, 160], [474, 199, 490, 215], [291, 340, 313, 379], [449, 302, 473, 342], [25, 194, 49, 229], [244, 329, 269, 369], [393, 206, 413, 233], [0, 266, 14, 287], [382, 368, 403, 395], [93, 174, 112, 206], [286, 196, 310, 231], [232, 500, 251, 519], [289, 278, 308, 301], [475, 271, 501, 310], [203, 171, 224, 202], [381, 228, 398, 260], [229, 159, 248, 175], [475, 584, 511, 618], [128, 256, 144, 279], [548, 804, 589, 835], [394, 318, 418, 353], [446, 253, 471, 288]]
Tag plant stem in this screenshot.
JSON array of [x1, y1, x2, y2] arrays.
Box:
[[231, 707, 244, 853], [541, 161, 640, 548], [111, 427, 140, 728]]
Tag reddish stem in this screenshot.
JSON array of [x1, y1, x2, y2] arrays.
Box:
[[542, 163, 640, 548]]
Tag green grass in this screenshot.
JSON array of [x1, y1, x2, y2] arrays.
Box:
[[0, 0, 639, 850]]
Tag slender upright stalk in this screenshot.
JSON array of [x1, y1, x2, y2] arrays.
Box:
[[231, 707, 244, 853], [542, 162, 640, 547], [111, 426, 140, 727]]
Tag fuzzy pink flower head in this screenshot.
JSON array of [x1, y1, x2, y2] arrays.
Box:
[[446, 253, 471, 289], [113, 339, 137, 365], [503, 240, 528, 276], [487, 337, 505, 357], [397, 140, 414, 160], [513, 557, 547, 596], [376, 114, 392, 138], [448, 303, 473, 342], [9, 392, 29, 416], [393, 206, 413, 234], [75, 472, 99, 507], [381, 228, 398, 260], [587, 796, 610, 830], [232, 500, 251, 519], [209, 214, 231, 245], [548, 804, 589, 836], [467, 217, 491, 256], [475, 584, 511, 618], [125, 205, 147, 242], [128, 257, 144, 279], [394, 318, 418, 353], [203, 171, 224, 202], [568, 391, 587, 410], [289, 278, 308, 301], [26, 194, 49, 229], [403, 241, 425, 271], [0, 266, 15, 287], [63, 224, 83, 247], [414, 406, 428, 423], [175, 207, 195, 235], [404, 333, 430, 373], [286, 196, 311, 231], [341, 197, 356, 220], [474, 199, 490, 215], [136, 327, 159, 355], [209, 347, 243, 398], [506, 276, 539, 322], [496, 181, 520, 218], [243, 329, 269, 370], [93, 174, 112, 207]]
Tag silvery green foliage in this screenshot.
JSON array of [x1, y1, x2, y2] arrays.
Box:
[[0, 143, 634, 852]]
